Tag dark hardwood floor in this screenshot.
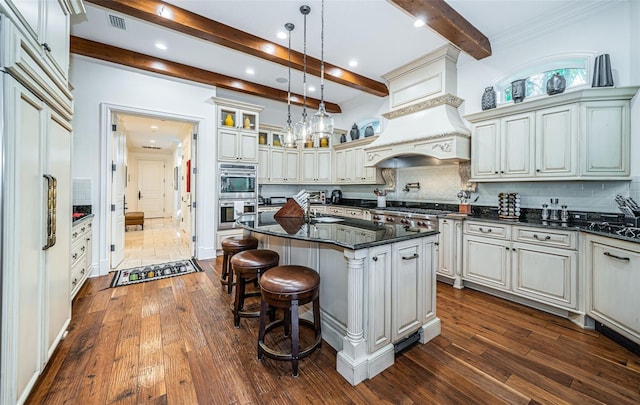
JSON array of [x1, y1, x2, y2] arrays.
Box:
[[27, 257, 640, 404]]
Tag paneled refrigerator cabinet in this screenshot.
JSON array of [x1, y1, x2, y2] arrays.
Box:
[[1, 1, 80, 403]]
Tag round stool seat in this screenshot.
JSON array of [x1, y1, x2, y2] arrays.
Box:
[[231, 249, 280, 273], [220, 235, 259, 294], [258, 265, 321, 376], [230, 249, 280, 327], [221, 235, 258, 252], [260, 265, 320, 302]]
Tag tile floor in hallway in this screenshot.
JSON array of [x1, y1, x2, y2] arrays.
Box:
[[115, 217, 192, 271]]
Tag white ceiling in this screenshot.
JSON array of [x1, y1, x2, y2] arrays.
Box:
[[71, 0, 604, 150], [119, 113, 192, 152]]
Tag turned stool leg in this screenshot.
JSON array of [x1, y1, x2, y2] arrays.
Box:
[[291, 300, 300, 376]]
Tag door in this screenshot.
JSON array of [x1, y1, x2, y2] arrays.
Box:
[[110, 114, 126, 268], [137, 159, 165, 218]]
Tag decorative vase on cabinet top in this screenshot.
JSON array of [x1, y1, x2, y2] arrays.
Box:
[[244, 116, 251, 129], [511, 79, 526, 104], [481, 86, 496, 110], [224, 114, 234, 127], [546, 73, 566, 95], [349, 123, 359, 140]]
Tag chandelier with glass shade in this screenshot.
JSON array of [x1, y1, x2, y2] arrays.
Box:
[[310, 0, 334, 140]]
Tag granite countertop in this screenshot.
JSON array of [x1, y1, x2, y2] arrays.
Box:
[[72, 212, 94, 224], [236, 211, 438, 250]]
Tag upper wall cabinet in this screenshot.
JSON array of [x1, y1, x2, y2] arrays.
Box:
[[465, 87, 638, 182], [214, 97, 263, 163], [4, 0, 73, 83], [333, 136, 383, 184]]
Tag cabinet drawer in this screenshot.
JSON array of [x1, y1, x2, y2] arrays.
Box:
[[512, 226, 576, 249], [71, 240, 87, 266], [70, 259, 88, 294], [464, 221, 511, 240], [71, 221, 91, 243], [344, 208, 365, 219], [327, 206, 345, 215]]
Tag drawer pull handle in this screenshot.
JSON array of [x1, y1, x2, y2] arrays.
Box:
[[81, 246, 86, 252], [479, 227, 492, 233], [603, 252, 630, 261], [72, 253, 78, 260], [402, 253, 419, 260], [372, 257, 378, 262], [533, 234, 551, 240]]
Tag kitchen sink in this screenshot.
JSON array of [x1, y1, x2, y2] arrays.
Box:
[[313, 217, 344, 223]]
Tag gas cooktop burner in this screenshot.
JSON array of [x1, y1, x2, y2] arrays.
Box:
[[373, 207, 450, 216], [588, 222, 640, 239]]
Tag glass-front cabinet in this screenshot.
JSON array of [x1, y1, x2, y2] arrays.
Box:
[[214, 97, 263, 163]]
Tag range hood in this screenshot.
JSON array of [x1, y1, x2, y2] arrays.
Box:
[[365, 45, 471, 168]]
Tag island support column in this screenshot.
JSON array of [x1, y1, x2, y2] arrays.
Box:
[[336, 249, 371, 385]]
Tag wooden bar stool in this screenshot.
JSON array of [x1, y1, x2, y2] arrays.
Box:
[[220, 235, 258, 294], [257, 265, 321, 376], [230, 249, 280, 327]]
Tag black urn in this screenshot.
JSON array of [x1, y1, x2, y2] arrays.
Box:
[[511, 79, 526, 103], [546, 73, 566, 95], [349, 123, 359, 141], [364, 125, 374, 137]]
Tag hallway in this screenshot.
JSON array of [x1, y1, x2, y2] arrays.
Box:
[[115, 217, 191, 271]]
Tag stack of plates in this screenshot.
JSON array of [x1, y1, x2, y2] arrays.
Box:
[[498, 192, 520, 219]]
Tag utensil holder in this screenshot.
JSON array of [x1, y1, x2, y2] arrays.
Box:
[[459, 204, 471, 214]]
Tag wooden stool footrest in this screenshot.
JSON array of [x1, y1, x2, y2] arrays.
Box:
[[258, 319, 322, 361]]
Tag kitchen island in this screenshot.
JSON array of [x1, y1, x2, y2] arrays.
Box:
[[235, 212, 441, 385]]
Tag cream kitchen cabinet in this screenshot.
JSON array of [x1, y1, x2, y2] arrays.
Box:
[[258, 127, 299, 183], [2, 6, 78, 402], [462, 221, 579, 312], [4, 0, 77, 82], [391, 238, 437, 343], [269, 148, 299, 183], [71, 217, 93, 298], [326, 206, 346, 216], [437, 217, 464, 288], [584, 234, 640, 346], [300, 149, 332, 183], [214, 98, 262, 163], [333, 137, 382, 184], [471, 113, 535, 179], [466, 87, 638, 181], [343, 207, 367, 220]]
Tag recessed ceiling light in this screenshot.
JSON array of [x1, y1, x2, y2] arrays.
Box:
[[155, 42, 167, 50], [150, 139, 156, 143], [277, 31, 287, 40], [150, 125, 158, 129], [276, 77, 288, 83], [246, 68, 255, 75], [414, 19, 425, 28], [348, 59, 358, 67], [308, 85, 316, 92]]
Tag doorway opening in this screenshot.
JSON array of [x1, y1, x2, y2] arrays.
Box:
[[107, 108, 199, 271]]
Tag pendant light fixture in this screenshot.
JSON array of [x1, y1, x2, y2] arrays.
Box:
[[281, 22, 296, 148], [293, 5, 312, 145], [310, 0, 333, 140]]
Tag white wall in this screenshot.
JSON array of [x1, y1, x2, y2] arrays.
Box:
[[71, 56, 218, 275]]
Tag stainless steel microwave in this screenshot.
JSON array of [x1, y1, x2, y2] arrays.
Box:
[[219, 163, 256, 199]]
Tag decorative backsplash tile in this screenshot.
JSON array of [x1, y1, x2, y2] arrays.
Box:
[[73, 178, 92, 205]]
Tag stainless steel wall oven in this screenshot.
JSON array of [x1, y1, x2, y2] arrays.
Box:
[[218, 163, 257, 229]]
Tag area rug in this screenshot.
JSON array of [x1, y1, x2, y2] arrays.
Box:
[[110, 259, 203, 287]]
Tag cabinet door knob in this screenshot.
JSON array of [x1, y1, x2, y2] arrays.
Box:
[[41, 42, 51, 52], [372, 257, 378, 262], [494, 171, 499, 174], [536, 169, 540, 172]]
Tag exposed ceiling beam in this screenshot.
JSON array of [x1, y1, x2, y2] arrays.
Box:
[[389, 0, 492, 60], [70, 36, 342, 113], [85, 0, 389, 97]]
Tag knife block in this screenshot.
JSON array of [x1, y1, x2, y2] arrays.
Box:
[[274, 198, 304, 218]]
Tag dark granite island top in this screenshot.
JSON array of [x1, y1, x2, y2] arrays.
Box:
[[235, 211, 441, 386], [236, 211, 439, 250]]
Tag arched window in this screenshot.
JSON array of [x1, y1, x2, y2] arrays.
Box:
[[494, 53, 594, 105]]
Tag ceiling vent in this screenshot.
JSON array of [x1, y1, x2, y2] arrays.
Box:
[[108, 14, 126, 30], [142, 145, 161, 150]]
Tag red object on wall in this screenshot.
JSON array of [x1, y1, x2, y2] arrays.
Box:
[[186, 159, 191, 192]]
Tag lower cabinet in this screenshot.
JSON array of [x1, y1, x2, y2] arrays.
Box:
[[70, 218, 93, 298], [585, 234, 640, 345], [437, 217, 464, 288], [462, 220, 579, 312], [216, 228, 244, 252]]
